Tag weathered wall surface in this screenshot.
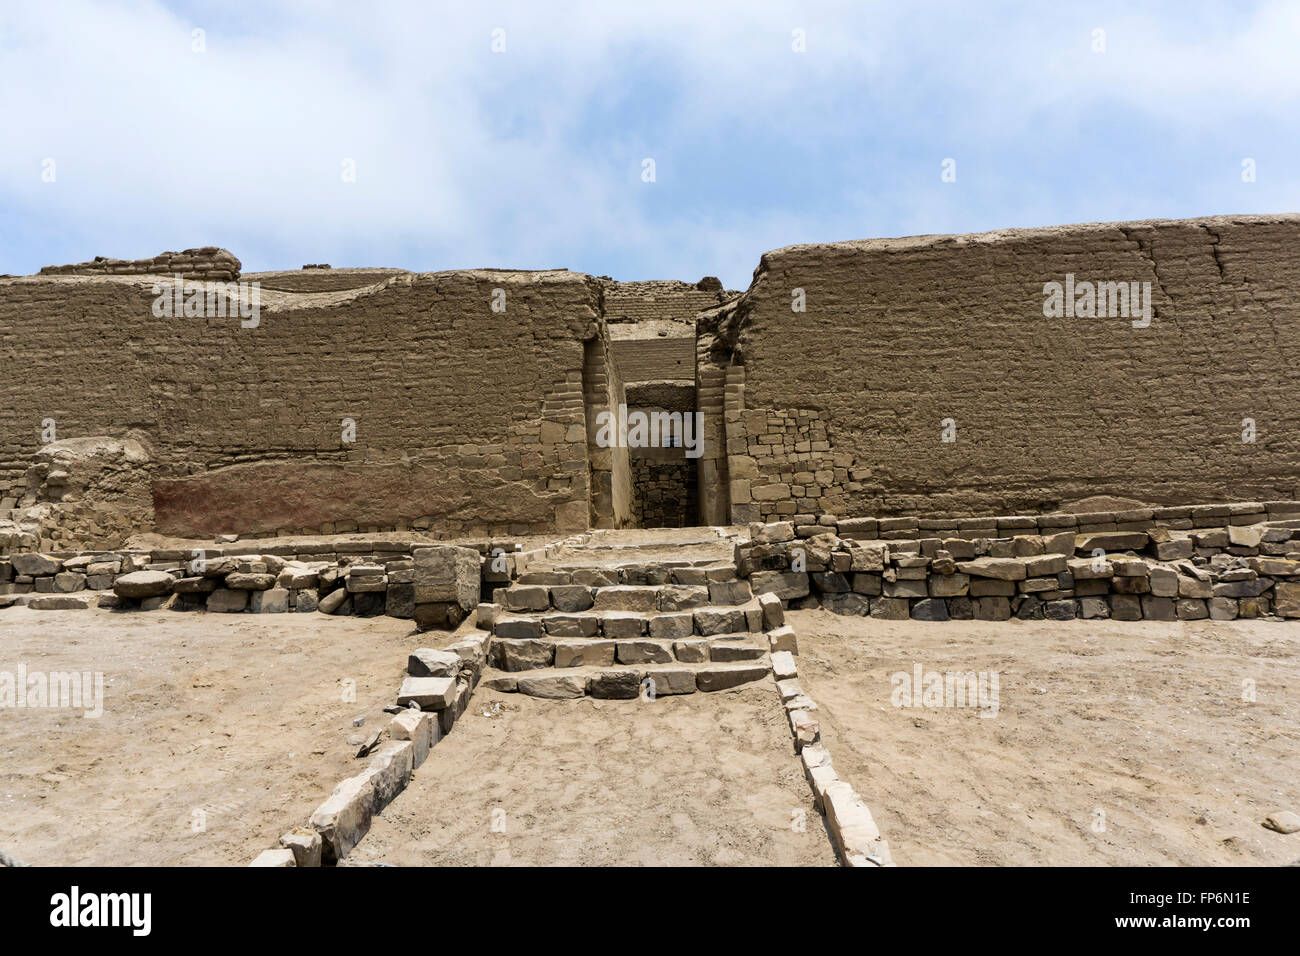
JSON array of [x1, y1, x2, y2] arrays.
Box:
[[0, 269, 601, 538], [38, 246, 242, 281], [582, 333, 633, 528], [246, 267, 409, 293], [610, 336, 695, 382], [710, 215, 1300, 522], [7, 213, 1299, 541]]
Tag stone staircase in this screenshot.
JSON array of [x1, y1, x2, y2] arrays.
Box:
[[476, 529, 794, 699]]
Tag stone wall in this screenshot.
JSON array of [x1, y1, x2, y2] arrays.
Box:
[[38, 246, 241, 281], [0, 269, 602, 539], [8, 214, 1300, 542], [12, 436, 154, 550], [736, 514, 1300, 621], [707, 215, 1300, 523], [1, 539, 487, 629], [631, 455, 697, 528]]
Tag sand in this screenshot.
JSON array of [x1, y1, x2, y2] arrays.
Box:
[[789, 610, 1300, 866], [9, 598, 1292, 868], [346, 681, 837, 866], [0, 606, 417, 865], [1, 605, 834, 867]]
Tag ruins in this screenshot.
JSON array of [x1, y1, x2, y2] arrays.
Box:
[[2, 213, 1299, 867], [2, 213, 1297, 625]]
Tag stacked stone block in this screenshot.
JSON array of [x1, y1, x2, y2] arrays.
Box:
[[735, 518, 1300, 621], [630, 457, 697, 527], [38, 247, 242, 281], [0, 539, 499, 628]]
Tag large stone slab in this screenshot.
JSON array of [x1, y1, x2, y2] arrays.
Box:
[[955, 558, 1026, 581], [11, 553, 61, 576], [549, 584, 594, 612], [696, 663, 769, 692], [750, 570, 810, 600], [309, 774, 376, 862], [250, 848, 296, 867], [601, 612, 646, 638], [497, 585, 549, 612], [616, 640, 674, 665], [408, 648, 462, 678], [28, 595, 92, 610], [710, 641, 766, 662], [493, 638, 555, 671], [388, 709, 439, 766], [1074, 531, 1150, 553], [588, 669, 643, 699], [207, 588, 248, 612], [517, 673, 587, 699], [250, 587, 289, 613], [113, 569, 175, 598], [757, 591, 785, 630], [554, 639, 615, 668], [694, 606, 747, 635], [1276, 582, 1300, 618], [642, 666, 696, 696], [656, 585, 711, 611], [591, 586, 660, 612], [544, 613, 600, 637], [494, 616, 545, 640], [648, 611, 694, 639], [396, 676, 457, 710], [413, 545, 480, 610]]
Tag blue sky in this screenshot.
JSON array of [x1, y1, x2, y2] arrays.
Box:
[[2, 0, 1298, 289]]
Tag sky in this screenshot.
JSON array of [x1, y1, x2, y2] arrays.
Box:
[[2, 0, 1298, 289]]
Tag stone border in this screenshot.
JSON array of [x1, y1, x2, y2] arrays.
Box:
[[248, 631, 491, 866], [0, 535, 595, 623], [765, 501, 1300, 539], [738, 521, 1300, 622], [760, 601, 894, 867]]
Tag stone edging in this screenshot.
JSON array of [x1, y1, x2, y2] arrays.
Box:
[[761, 602, 894, 867], [247, 631, 491, 867]]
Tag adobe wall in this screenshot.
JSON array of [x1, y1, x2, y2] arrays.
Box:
[[37, 246, 242, 281], [706, 214, 1300, 523], [0, 269, 602, 541]]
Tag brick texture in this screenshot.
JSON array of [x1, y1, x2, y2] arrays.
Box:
[[707, 215, 1300, 522]]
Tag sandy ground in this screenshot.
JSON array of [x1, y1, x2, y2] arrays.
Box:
[[348, 681, 837, 867], [790, 610, 1300, 866], [0, 606, 418, 866]]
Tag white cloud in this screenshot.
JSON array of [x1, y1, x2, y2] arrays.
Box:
[[1, 0, 1298, 287]]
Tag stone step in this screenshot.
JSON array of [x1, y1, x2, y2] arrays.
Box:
[[490, 580, 753, 614], [489, 633, 767, 670], [488, 600, 764, 640], [479, 659, 772, 699], [515, 562, 738, 588]]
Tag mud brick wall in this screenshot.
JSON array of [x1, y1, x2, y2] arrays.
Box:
[[248, 268, 408, 293], [610, 336, 695, 382], [709, 215, 1300, 522], [38, 246, 242, 281], [0, 269, 602, 537], [582, 333, 633, 528]]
